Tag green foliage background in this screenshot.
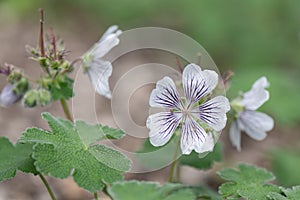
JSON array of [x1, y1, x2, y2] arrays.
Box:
[[0, 0, 299, 189], [1, 0, 299, 125]]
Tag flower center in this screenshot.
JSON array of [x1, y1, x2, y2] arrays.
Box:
[[182, 108, 191, 117]]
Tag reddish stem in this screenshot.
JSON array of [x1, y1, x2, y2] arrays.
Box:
[[39, 8, 45, 57], [49, 27, 57, 60]]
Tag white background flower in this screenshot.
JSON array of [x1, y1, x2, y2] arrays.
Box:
[[0, 84, 21, 107], [147, 63, 230, 155], [230, 76, 274, 151], [81, 25, 122, 99]]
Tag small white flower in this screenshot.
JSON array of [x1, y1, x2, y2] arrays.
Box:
[[229, 77, 274, 151], [0, 84, 21, 107], [147, 63, 230, 155], [81, 25, 122, 99]]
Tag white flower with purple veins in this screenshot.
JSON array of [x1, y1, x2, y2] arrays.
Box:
[[147, 64, 230, 155], [81, 25, 122, 99], [229, 76, 274, 151]]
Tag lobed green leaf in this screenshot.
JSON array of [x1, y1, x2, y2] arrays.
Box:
[[50, 75, 74, 100], [19, 112, 130, 192], [107, 181, 196, 200], [0, 137, 38, 181], [217, 164, 280, 200], [268, 186, 300, 200]]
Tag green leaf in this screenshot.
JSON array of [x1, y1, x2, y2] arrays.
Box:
[[75, 120, 124, 146], [268, 186, 300, 200], [18, 112, 131, 192], [217, 164, 280, 200], [107, 181, 196, 200], [189, 185, 222, 200], [0, 137, 38, 181], [136, 137, 178, 170], [136, 138, 221, 171], [283, 186, 300, 199], [50, 75, 74, 100], [179, 142, 222, 170], [268, 192, 287, 200]]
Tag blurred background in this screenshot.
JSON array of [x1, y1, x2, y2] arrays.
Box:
[[0, 0, 299, 199]]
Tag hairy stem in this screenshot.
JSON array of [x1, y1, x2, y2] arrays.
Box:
[[39, 174, 56, 200], [176, 160, 181, 181], [168, 138, 181, 182], [60, 99, 73, 121], [94, 192, 98, 200]]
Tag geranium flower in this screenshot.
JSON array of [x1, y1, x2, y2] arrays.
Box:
[[0, 84, 21, 107], [81, 25, 122, 99], [229, 76, 274, 151], [147, 63, 230, 155]]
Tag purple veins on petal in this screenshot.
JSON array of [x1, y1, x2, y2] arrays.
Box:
[[183, 64, 218, 105], [196, 96, 230, 131], [149, 77, 181, 109], [181, 117, 207, 155], [147, 111, 182, 147], [147, 63, 230, 155]]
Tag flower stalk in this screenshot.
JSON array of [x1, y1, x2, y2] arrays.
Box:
[[168, 136, 181, 182], [60, 98, 73, 121], [94, 192, 98, 200], [39, 174, 56, 200]]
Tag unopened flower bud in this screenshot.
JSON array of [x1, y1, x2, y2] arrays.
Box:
[[7, 70, 22, 84], [25, 45, 40, 57], [60, 61, 69, 70], [39, 57, 48, 68], [23, 89, 39, 108], [37, 88, 51, 106], [50, 61, 59, 70], [13, 77, 29, 95], [0, 84, 21, 107], [39, 77, 53, 89]]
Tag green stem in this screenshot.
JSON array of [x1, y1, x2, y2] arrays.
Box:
[[39, 174, 56, 200], [176, 160, 181, 181], [60, 98, 73, 121], [94, 192, 98, 200], [168, 138, 181, 182]]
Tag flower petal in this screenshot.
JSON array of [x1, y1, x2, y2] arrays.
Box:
[[149, 77, 181, 109], [241, 76, 270, 110], [239, 110, 274, 141], [182, 63, 218, 105], [98, 25, 121, 43], [94, 33, 120, 58], [198, 131, 215, 153], [195, 96, 230, 131], [229, 120, 241, 151], [147, 112, 182, 147], [87, 59, 113, 98], [180, 117, 213, 154], [0, 84, 21, 107]]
